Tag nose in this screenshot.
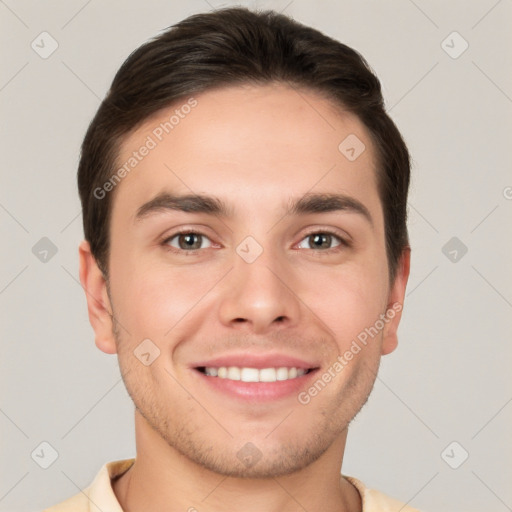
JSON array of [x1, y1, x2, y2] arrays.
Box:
[[217, 247, 301, 334]]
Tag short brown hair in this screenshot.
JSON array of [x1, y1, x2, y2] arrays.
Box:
[[78, 7, 410, 283]]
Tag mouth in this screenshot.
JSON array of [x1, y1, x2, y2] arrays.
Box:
[[190, 354, 320, 402], [190, 352, 320, 401], [195, 365, 315, 382]]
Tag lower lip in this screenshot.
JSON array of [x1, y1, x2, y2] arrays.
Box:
[[193, 369, 319, 402]]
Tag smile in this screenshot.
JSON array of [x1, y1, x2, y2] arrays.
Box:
[[197, 366, 311, 382]]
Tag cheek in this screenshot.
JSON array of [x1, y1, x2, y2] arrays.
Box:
[[110, 259, 221, 339], [301, 263, 387, 345]]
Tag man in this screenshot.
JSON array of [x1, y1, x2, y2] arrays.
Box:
[[45, 6, 415, 511]]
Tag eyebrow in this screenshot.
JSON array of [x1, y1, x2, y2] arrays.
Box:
[[135, 192, 373, 226], [288, 193, 373, 226]]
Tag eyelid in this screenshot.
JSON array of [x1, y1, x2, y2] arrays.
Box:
[[297, 226, 352, 246], [160, 226, 352, 254], [161, 228, 217, 250]]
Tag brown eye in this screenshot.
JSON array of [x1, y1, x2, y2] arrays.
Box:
[[166, 232, 212, 251], [297, 232, 343, 251], [310, 233, 333, 250]]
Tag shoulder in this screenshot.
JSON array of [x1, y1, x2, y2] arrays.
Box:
[[42, 458, 135, 512], [43, 490, 90, 512], [345, 475, 422, 512]]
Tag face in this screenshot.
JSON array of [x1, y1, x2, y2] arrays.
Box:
[[80, 83, 409, 478]]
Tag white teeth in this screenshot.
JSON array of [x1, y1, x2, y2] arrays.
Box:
[[276, 367, 289, 381], [240, 368, 260, 382], [259, 368, 276, 382], [203, 366, 308, 382], [227, 366, 241, 380]]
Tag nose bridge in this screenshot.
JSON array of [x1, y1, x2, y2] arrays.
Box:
[[218, 237, 300, 332]]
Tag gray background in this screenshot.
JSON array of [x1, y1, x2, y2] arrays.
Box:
[[1, 1, 511, 511]]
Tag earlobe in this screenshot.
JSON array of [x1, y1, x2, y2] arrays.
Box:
[[78, 240, 117, 355], [381, 247, 411, 356]]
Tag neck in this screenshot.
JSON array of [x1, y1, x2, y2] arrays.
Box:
[[113, 411, 361, 512]]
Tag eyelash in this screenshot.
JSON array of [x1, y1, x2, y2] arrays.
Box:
[[160, 228, 351, 256]]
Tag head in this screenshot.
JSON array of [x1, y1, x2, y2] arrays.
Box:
[[79, 7, 411, 478]]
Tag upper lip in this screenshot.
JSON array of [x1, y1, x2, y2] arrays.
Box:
[[191, 353, 320, 370]]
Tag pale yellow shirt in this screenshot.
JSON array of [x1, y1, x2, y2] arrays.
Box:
[[43, 458, 421, 512]]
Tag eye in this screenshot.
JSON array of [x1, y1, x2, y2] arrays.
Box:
[[297, 232, 346, 251], [164, 232, 213, 251]]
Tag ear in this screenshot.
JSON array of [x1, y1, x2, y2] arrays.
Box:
[[78, 240, 117, 354], [381, 247, 411, 356]]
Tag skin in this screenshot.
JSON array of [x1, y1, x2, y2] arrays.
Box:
[[79, 82, 410, 512]]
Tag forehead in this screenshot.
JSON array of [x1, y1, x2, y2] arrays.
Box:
[[111, 83, 381, 224]]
